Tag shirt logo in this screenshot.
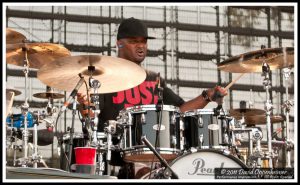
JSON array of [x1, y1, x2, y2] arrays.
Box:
[[112, 81, 158, 108]]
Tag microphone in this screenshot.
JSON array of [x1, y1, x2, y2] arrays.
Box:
[[59, 75, 85, 114]]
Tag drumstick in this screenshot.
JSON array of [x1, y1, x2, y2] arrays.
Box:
[[225, 73, 245, 91]]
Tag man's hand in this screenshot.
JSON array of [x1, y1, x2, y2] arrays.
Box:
[[77, 93, 95, 118], [207, 86, 228, 103]]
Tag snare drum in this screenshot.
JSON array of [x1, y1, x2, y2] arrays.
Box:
[[120, 104, 182, 162], [182, 109, 233, 150]]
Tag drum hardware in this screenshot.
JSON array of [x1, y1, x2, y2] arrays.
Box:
[[6, 44, 33, 167], [151, 72, 165, 173], [261, 60, 274, 168], [52, 75, 86, 172], [218, 47, 294, 169], [141, 136, 178, 179], [95, 147, 106, 176], [282, 67, 294, 168], [89, 76, 101, 145], [101, 120, 119, 176], [67, 95, 79, 172], [6, 40, 70, 168]]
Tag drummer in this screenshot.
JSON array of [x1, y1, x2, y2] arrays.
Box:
[[77, 17, 227, 178], [77, 17, 227, 121]]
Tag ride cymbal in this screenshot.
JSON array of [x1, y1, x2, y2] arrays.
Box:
[[6, 28, 26, 44], [218, 47, 294, 73], [6, 42, 71, 69], [33, 92, 65, 99], [37, 55, 147, 94]]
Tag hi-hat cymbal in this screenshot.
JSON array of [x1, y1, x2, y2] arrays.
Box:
[[6, 28, 26, 44], [243, 115, 284, 126], [218, 47, 294, 73], [37, 55, 147, 94], [33, 92, 65, 99], [6, 42, 71, 69], [6, 87, 22, 96], [229, 108, 265, 117]]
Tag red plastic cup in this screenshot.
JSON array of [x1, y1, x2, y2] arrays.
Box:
[[74, 147, 96, 165]]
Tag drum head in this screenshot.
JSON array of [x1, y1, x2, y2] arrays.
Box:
[[169, 149, 247, 179]]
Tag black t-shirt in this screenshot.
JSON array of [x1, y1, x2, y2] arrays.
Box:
[[97, 70, 185, 130]]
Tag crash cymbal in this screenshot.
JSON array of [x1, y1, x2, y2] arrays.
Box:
[[229, 108, 265, 117], [33, 92, 65, 99], [6, 87, 22, 96], [218, 47, 294, 73], [6, 42, 71, 69], [37, 55, 147, 94], [6, 28, 26, 44], [244, 115, 284, 126]]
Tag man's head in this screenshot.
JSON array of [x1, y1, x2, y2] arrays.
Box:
[[117, 17, 155, 65]]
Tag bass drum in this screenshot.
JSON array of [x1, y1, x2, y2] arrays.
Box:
[[141, 149, 247, 179]]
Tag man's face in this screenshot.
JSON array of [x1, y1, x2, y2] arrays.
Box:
[[118, 37, 148, 65]]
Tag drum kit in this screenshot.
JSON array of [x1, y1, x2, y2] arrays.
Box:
[[5, 28, 295, 179]]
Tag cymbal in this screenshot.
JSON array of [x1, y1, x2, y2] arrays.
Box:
[[229, 108, 265, 117], [243, 115, 284, 126], [6, 42, 71, 69], [6, 28, 26, 44], [37, 55, 147, 94], [218, 47, 294, 73], [6, 87, 22, 96], [33, 92, 65, 99]]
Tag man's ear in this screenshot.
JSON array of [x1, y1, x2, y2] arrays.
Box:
[[117, 41, 124, 48]]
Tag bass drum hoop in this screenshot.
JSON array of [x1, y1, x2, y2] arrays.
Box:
[[170, 148, 248, 168]]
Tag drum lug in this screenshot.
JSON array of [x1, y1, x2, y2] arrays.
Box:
[[197, 115, 203, 128]]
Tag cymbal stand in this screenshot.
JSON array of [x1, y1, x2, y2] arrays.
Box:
[[104, 120, 118, 175], [31, 111, 49, 168], [282, 67, 293, 167], [250, 128, 264, 168], [89, 75, 106, 175], [89, 76, 101, 146], [19, 47, 30, 167], [261, 62, 273, 168]]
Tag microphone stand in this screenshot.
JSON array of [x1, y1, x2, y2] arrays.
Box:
[[141, 136, 178, 179], [151, 73, 164, 174]]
